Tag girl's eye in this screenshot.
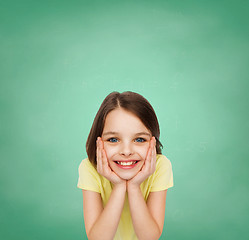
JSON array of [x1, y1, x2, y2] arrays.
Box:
[[107, 138, 118, 143], [135, 138, 146, 143]]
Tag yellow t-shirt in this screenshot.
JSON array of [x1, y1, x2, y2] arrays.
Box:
[[77, 154, 174, 240]]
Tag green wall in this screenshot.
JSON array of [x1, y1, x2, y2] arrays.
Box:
[[1, 0, 248, 239]]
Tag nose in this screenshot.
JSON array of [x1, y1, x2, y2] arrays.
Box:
[[119, 141, 134, 156]]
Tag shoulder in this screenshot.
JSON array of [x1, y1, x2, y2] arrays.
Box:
[[155, 154, 172, 170], [77, 158, 103, 191], [78, 157, 100, 181], [79, 157, 96, 171]]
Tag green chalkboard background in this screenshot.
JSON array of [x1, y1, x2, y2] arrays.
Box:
[[1, 0, 248, 239]]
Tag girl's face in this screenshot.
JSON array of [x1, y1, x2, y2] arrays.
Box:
[[101, 108, 152, 180]]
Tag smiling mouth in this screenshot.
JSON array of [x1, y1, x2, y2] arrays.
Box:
[[114, 160, 140, 166]]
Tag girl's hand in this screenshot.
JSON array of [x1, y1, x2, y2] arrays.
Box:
[[96, 137, 126, 188], [127, 137, 157, 190]]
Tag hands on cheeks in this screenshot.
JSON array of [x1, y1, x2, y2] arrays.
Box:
[[96, 136, 157, 190]]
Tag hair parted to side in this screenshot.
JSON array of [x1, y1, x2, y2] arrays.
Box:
[[86, 91, 163, 168]]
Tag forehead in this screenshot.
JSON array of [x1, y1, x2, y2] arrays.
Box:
[[103, 108, 150, 133]]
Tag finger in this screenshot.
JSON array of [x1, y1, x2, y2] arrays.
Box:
[[147, 137, 156, 173], [99, 138, 109, 170], [151, 137, 156, 168], [154, 137, 157, 167], [151, 145, 156, 171], [144, 139, 153, 171], [96, 137, 102, 172], [102, 148, 109, 169], [149, 137, 155, 167]]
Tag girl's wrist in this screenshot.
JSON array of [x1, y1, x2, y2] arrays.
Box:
[[127, 181, 140, 193], [113, 181, 127, 192]]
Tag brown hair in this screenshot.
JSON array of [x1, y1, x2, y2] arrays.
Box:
[[86, 91, 163, 167]]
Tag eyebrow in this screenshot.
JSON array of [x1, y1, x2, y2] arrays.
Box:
[[102, 131, 151, 137]]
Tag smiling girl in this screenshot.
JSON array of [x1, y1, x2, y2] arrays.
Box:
[[77, 91, 173, 240]]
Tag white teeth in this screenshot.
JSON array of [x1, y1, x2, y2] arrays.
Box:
[[117, 161, 137, 166]]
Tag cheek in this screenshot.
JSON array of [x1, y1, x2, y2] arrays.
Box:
[[139, 147, 149, 159], [103, 144, 116, 158], [135, 143, 150, 160]]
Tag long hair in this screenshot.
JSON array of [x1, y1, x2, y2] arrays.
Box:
[[86, 91, 163, 167]]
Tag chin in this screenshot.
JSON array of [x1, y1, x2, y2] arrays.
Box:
[[118, 173, 137, 180], [112, 166, 143, 180]]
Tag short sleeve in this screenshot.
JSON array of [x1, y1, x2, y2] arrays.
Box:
[[77, 158, 101, 193], [150, 155, 174, 192]]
